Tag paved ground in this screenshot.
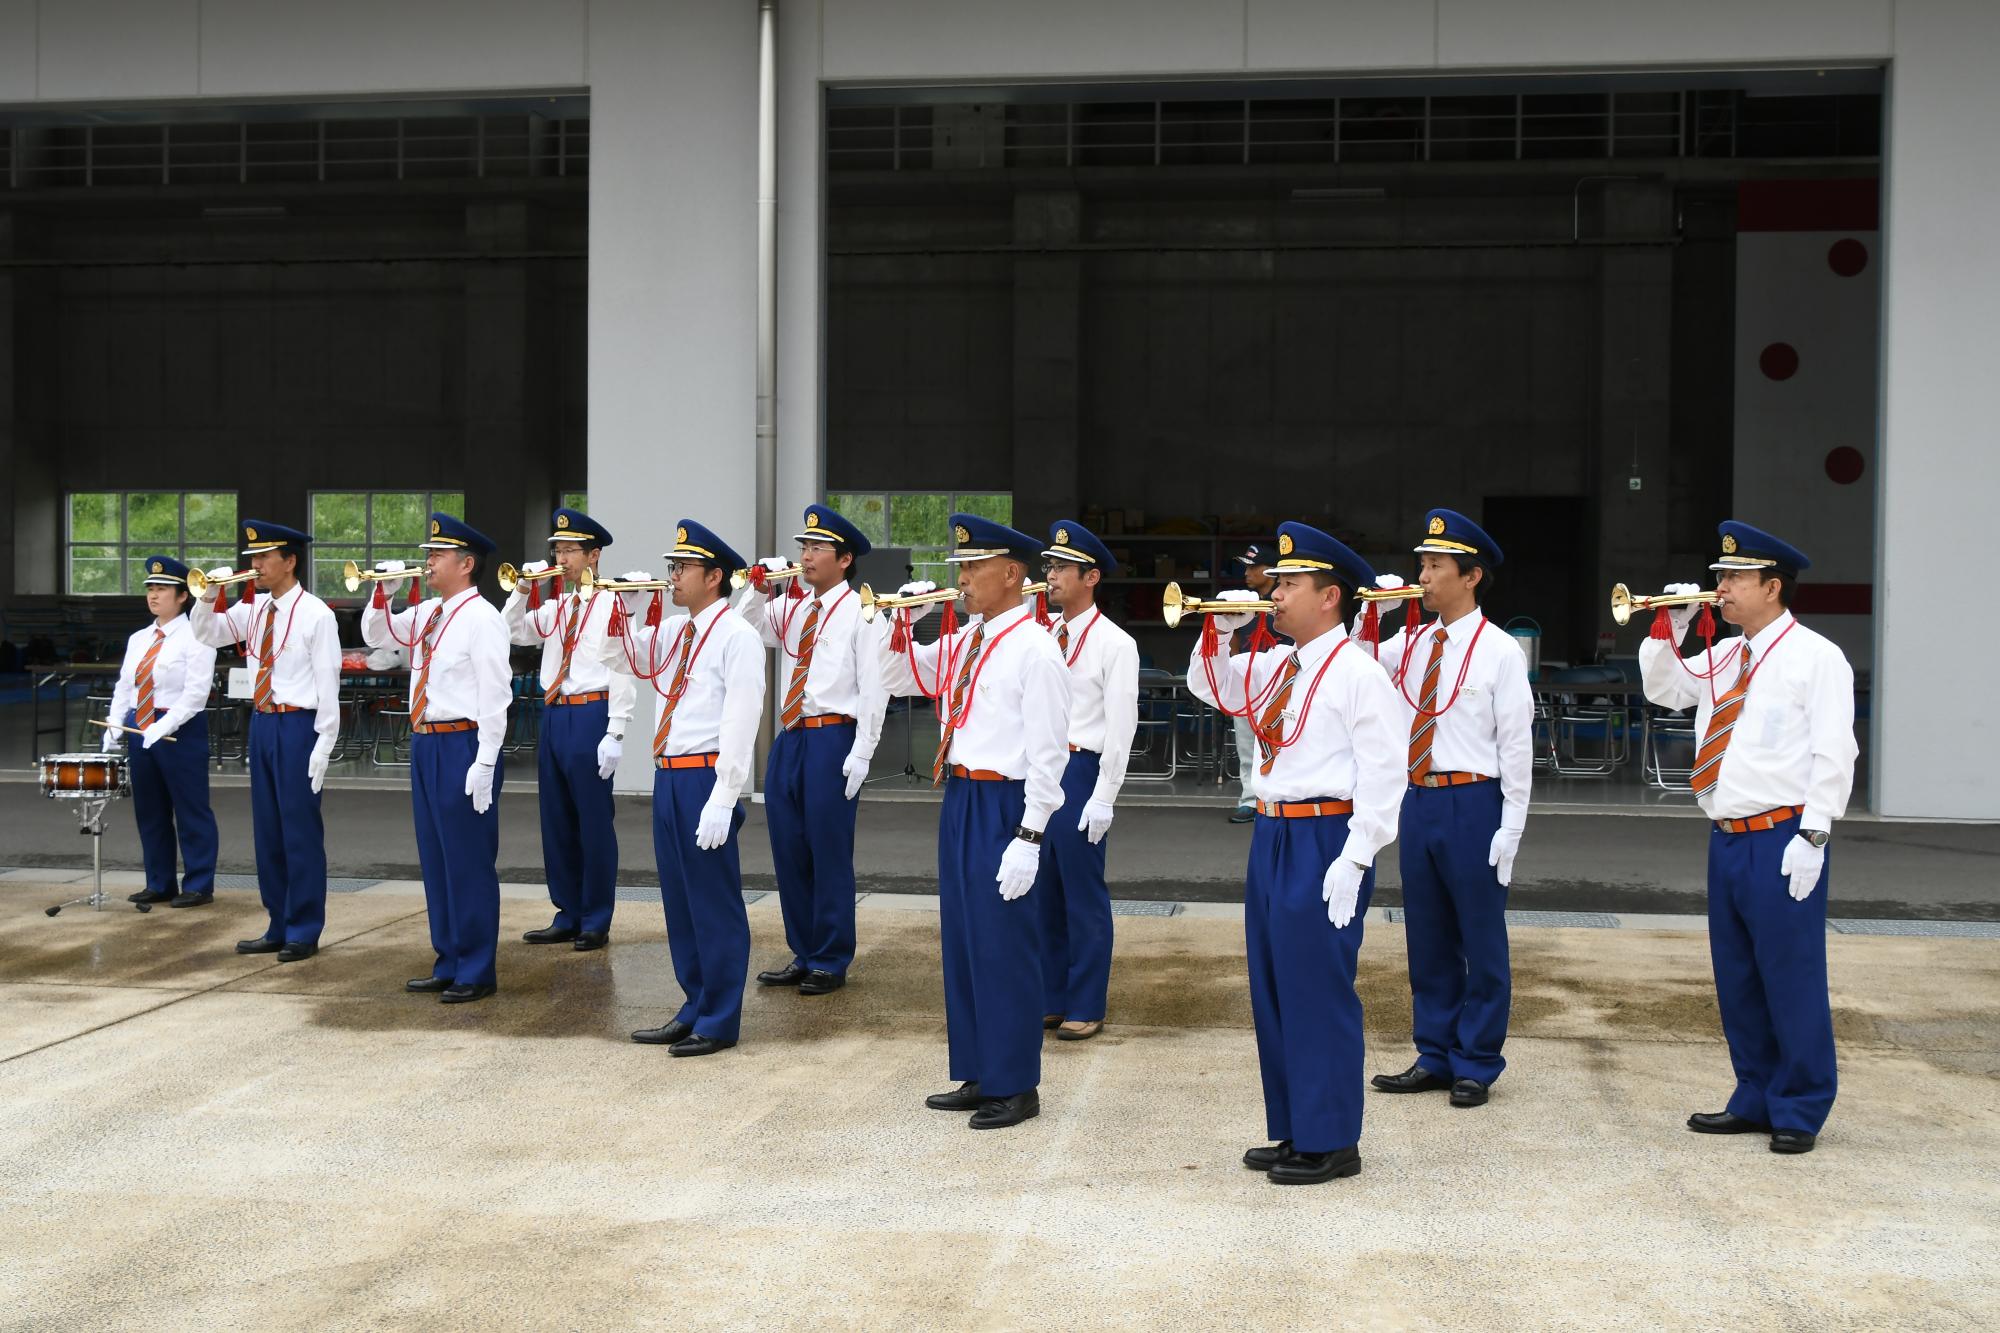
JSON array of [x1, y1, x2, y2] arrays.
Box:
[[0, 880, 1994, 1329]]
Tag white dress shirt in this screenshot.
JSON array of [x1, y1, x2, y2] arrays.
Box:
[[625, 599, 767, 808], [503, 586, 636, 736], [190, 582, 342, 761], [738, 581, 890, 764], [107, 615, 218, 737], [1372, 612, 1536, 832], [1640, 611, 1857, 832], [878, 600, 1072, 834], [1054, 606, 1141, 807], [363, 587, 514, 765], [1188, 625, 1405, 867]]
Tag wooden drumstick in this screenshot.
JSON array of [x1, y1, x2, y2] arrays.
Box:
[[89, 719, 178, 743]]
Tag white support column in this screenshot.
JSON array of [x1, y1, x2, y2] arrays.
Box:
[[774, 0, 825, 538]]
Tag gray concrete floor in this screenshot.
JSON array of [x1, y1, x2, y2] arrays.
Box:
[[0, 881, 1994, 1329]]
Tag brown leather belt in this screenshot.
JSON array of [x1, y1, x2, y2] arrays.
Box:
[[950, 764, 1009, 782], [1068, 744, 1099, 754], [1412, 771, 1493, 789], [1256, 798, 1355, 819], [549, 691, 608, 706], [413, 719, 477, 735], [656, 752, 719, 770], [254, 704, 304, 715], [789, 713, 854, 731], [1716, 804, 1805, 835]]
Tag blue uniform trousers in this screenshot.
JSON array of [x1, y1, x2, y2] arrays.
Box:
[[247, 709, 327, 947], [652, 761, 750, 1042], [1708, 814, 1837, 1134], [939, 775, 1042, 1099], [537, 696, 618, 936], [1398, 780, 1510, 1084], [123, 708, 218, 898], [411, 730, 503, 988], [765, 721, 859, 975], [1033, 749, 1113, 1022], [1245, 809, 1375, 1154]]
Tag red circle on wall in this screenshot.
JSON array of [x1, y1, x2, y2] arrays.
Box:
[[1825, 446, 1865, 485], [1828, 238, 1869, 277], [1760, 342, 1800, 381]]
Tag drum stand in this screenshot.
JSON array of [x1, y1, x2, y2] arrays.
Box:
[[45, 794, 146, 917]]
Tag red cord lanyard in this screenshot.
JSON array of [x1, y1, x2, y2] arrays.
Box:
[[1709, 618, 1797, 707], [242, 589, 305, 666], [937, 609, 1034, 729], [542, 588, 600, 652], [1394, 616, 1490, 720], [775, 585, 851, 662], [1059, 607, 1102, 668], [648, 604, 731, 706], [1198, 623, 1290, 721], [412, 589, 482, 676], [1258, 636, 1351, 756]]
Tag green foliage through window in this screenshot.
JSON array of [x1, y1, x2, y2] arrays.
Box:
[[65, 492, 239, 595], [309, 491, 464, 596], [826, 491, 1012, 587]]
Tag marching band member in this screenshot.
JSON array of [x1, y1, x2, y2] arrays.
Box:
[[878, 515, 1070, 1130], [505, 507, 634, 952], [361, 516, 513, 1003], [741, 504, 889, 997], [191, 520, 341, 962], [1034, 520, 1140, 1041], [1365, 510, 1534, 1110], [1639, 522, 1856, 1154], [1229, 544, 1279, 823], [623, 522, 767, 1056], [1187, 522, 1402, 1184], [109, 556, 220, 908]]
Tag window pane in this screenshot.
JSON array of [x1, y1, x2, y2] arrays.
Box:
[[70, 493, 120, 542], [889, 493, 952, 549], [827, 492, 888, 548], [186, 546, 234, 576], [126, 553, 159, 592], [373, 493, 427, 545], [907, 547, 953, 588], [954, 493, 1013, 526], [127, 492, 180, 544], [561, 491, 588, 512], [69, 544, 122, 595], [312, 492, 369, 544], [185, 492, 237, 543], [314, 545, 369, 597]]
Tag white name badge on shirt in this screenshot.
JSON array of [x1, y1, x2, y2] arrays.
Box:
[[226, 667, 254, 700]]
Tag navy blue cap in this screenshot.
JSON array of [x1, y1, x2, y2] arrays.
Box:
[[1711, 521, 1810, 577], [1236, 543, 1270, 567], [418, 513, 497, 557], [666, 519, 746, 574], [944, 513, 1042, 566], [241, 520, 310, 555], [1413, 508, 1504, 566], [794, 504, 872, 557], [1043, 520, 1119, 577], [1269, 521, 1375, 589], [547, 508, 612, 548], [142, 555, 190, 587]]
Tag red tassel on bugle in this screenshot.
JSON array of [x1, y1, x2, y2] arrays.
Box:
[[1695, 603, 1716, 643], [1248, 616, 1276, 654], [890, 611, 908, 654], [1649, 606, 1674, 641], [938, 603, 958, 639], [1199, 616, 1219, 659], [1361, 602, 1380, 646], [240, 578, 256, 607], [645, 591, 663, 628], [371, 582, 387, 610], [608, 602, 626, 638]]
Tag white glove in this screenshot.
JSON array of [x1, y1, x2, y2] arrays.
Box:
[[895, 580, 942, 624], [694, 798, 735, 852], [996, 836, 1041, 901], [596, 733, 622, 781], [101, 726, 122, 753], [842, 753, 868, 801], [1488, 827, 1522, 887], [1781, 835, 1825, 901], [306, 748, 330, 795], [1078, 798, 1115, 845], [374, 558, 409, 596], [1664, 582, 1706, 644], [1210, 587, 1262, 633], [618, 571, 655, 619], [141, 718, 174, 750], [206, 565, 233, 602], [1374, 573, 1406, 590], [522, 559, 549, 575], [1322, 858, 1366, 928], [465, 758, 496, 814]]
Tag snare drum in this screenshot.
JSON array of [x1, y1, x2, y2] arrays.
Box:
[[39, 752, 129, 800]]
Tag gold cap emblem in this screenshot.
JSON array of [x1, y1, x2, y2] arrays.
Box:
[[1721, 534, 1738, 555], [806, 512, 821, 529], [556, 514, 570, 529], [1055, 527, 1070, 544], [954, 524, 971, 544], [1278, 533, 1294, 556], [246, 526, 258, 541], [677, 525, 689, 544], [1428, 516, 1446, 536], [150, 561, 163, 574], [431, 519, 442, 536]]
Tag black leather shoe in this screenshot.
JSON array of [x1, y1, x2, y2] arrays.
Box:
[[440, 983, 496, 1004], [1371, 1063, 1452, 1094], [572, 931, 609, 952], [1450, 1078, 1490, 1108], [1242, 1140, 1292, 1170], [1268, 1145, 1361, 1185], [925, 1081, 983, 1112], [631, 1020, 694, 1045], [969, 1090, 1039, 1130], [798, 970, 846, 995], [757, 961, 808, 986], [405, 976, 451, 993], [129, 888, 175, 905], [1770, 1130, 1817, 1154], [522, 925, 579, 944], [1686, 1111, 1770, 1135], [236, 937, 282, 955], [276, 942, 317, 963], [1229, 805, 1256, 824], [168, 892, 213, 909], [668, 1034, 735, 1057]]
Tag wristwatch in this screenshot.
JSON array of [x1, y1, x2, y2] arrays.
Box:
[[1014, 825, 1044, 845], [1804, 829, 1830, 849]]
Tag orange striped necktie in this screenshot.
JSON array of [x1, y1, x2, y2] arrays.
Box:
[[410, 606, 443, 726], [1690, 644, 1752, 797], [652, 621, 697, 756], [931, 622, 985, 787], [781, 597, 821, 730], [252, 602, 277, 711], [1407, 627, 1450, 781], [1256, 651, 1300, 776], [134, 628, 165, 726], [1057, 621, 1070, 656], [544, 593, 584, 705]]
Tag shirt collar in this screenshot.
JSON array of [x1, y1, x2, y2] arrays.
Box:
[[154, 615, 188, 641], [1291, 624, 1350, 668], [1439, 609, 1486, 643], [688, 597, 730, 632], [265, 582, 302, 613], [439, 586, 482, 614], [982, 601, 1034, 634], [1743, 610, 1795, 655]]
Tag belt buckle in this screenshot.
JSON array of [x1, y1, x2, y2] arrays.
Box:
[[1423, 774, 1441, 788]]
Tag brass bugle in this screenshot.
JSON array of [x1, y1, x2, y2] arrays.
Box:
[[595, 576, 670, 593], [184, 567, 258, 598], [1162, 581, 1273, 630], [731, 563, 804, 591], [858, 583, 963, 623], [1609, 582, 1720, 628], [497, 562, 590, 594], [1022, 580, 1048, 597], [342, 560, 423, 593], [1357, 584, 1425, 603]]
